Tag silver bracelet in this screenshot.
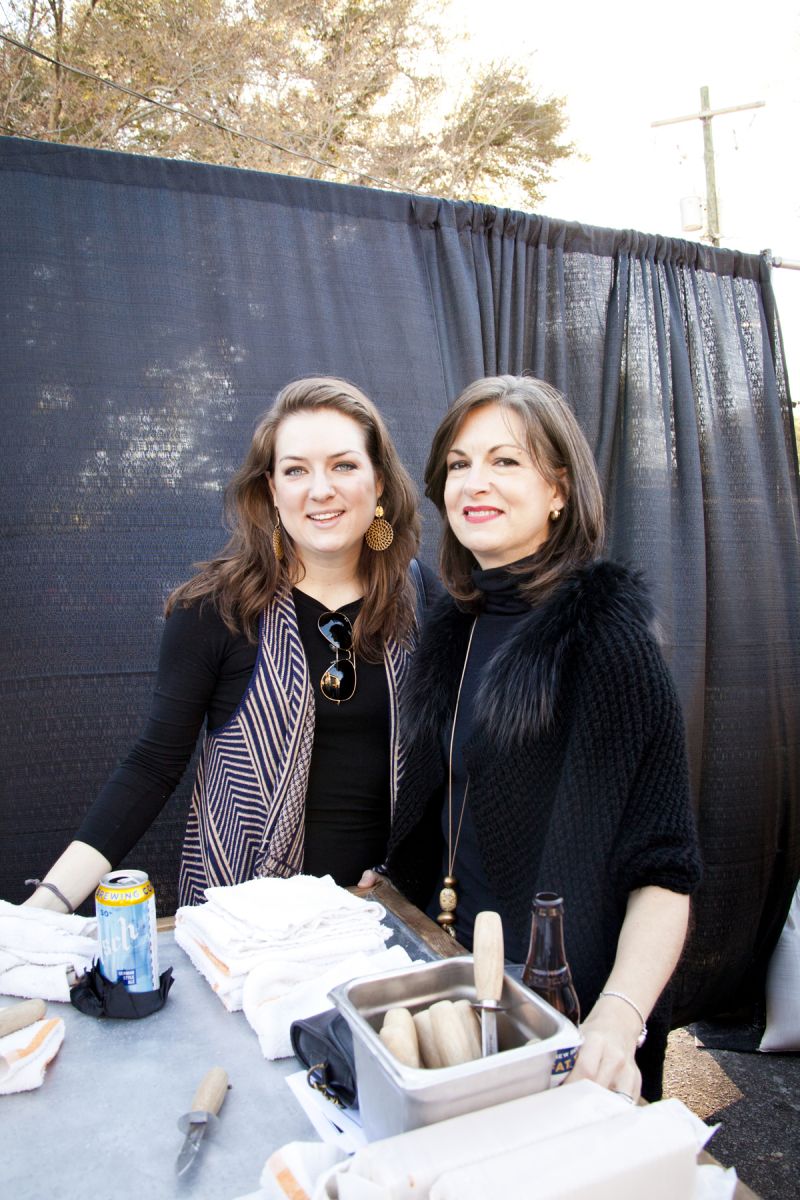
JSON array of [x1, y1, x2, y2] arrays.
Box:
[[598, 990, 648, 1048], [24, 878, 75, 915]]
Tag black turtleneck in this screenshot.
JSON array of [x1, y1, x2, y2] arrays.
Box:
[[431, 559, 532, 957]]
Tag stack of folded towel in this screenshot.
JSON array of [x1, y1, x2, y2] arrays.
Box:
[[175, 874, 411, 1057], [0, 900, 97, 1002]]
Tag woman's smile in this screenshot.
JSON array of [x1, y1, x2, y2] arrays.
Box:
[[462, 505, 503, 523], [307, 509, 345, 523]]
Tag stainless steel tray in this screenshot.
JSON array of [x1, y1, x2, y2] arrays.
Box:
[[330, 955, 582, 1140]]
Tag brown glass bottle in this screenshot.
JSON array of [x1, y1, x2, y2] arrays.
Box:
[[522, 892, 581, 1025]]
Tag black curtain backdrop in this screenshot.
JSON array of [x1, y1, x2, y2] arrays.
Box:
[[1, 138, 797, 1023]]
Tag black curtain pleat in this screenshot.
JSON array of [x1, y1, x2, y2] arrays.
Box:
[[1, 137, 797, 1022]]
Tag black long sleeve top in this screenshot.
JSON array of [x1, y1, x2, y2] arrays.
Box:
[[76, 590, 393, 885]]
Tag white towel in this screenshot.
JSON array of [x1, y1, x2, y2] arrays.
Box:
[[0, 1016, 65, 1094], [177, 902, 391, 977], [173, 922, 248, 1011], [0, 900, 97, 1002], [258, 1143, 347, 1200], [174, 875, 393, 1013], [243, 944, 415, 1059], [204, 875, 387, 941]]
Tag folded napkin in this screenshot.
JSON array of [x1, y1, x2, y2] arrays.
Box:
[[243, 944, 414, 1059], [175, 875, 392, 1014], [204, 874, 388, 940], [0, 900, 97, 1002], [176, 902, 391, 980], [173, 921, 248, 1011], [0, 1016, 65, 1094]]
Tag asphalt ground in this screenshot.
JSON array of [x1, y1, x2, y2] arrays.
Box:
[[663, 1027, 800, 1198]]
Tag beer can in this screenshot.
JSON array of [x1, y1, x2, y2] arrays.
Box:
[[95, 870, 159, 992]]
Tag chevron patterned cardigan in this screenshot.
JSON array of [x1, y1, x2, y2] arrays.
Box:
[[178, 590, 414, 907]]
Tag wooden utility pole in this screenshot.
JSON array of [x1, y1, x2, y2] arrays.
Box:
[[652, 87, 765, 246]]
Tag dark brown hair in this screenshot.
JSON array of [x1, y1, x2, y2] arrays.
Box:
[[167, 377, 420, 659], [424, 375, 604, 607]]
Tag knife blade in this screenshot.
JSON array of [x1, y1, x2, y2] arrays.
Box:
[[473, 910, 504, 1056], [175, 1065, 229, 1177]]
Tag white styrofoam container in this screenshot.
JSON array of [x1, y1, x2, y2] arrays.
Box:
[[330, 956, 581, 1140]]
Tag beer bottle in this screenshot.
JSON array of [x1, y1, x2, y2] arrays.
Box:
[[522, 892, 581, 1025]]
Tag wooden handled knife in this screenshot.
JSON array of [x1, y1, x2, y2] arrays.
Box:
[[175, 1066, 229, 1177], [473, 911, 504, 1056]]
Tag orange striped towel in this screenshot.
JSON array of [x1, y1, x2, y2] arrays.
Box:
[[260, 1143, 346, 1199], [0, 1017, 65, 1094]]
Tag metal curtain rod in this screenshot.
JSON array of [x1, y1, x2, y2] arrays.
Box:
[[763, 252, 800, 272]]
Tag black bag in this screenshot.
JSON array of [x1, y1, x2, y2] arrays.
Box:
[[290, 1007, 357, 1109]]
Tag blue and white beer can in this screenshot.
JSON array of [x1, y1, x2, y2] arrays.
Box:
[[95, 870, 159, 992]]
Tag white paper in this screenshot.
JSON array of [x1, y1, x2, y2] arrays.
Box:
[[314, 1081, 631, 1199], [429, 1100, 698, 1200], [694, 1164, 739, 1200], [312, 1086, 726, 1200]]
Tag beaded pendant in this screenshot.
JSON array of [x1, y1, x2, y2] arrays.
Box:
[[436, 874, 458, 937]]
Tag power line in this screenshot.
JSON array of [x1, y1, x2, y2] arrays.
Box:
[[0, 30, 397, 190]]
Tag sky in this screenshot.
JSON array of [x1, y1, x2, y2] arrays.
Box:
[[443, 0, 799, 389]]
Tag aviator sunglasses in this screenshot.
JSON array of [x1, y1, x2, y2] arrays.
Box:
[[317, 610, 357, 703]]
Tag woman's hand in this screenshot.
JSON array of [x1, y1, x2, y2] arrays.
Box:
[[567, 999, 643, 1102], [355, 869, 382, 889]]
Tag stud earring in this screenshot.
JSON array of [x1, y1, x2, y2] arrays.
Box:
[[550, 507, 562, 521], [365, 500, 394, 551]]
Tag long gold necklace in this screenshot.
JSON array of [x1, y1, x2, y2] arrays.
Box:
[[436, 618, 478, 937]]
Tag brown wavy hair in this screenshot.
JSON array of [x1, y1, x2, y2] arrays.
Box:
[[167, 377, 420, 660], [424, 375, 604, 608]]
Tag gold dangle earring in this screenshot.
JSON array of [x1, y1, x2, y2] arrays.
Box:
[[365, 498, 394, 551], [272, 510, 285, 561]]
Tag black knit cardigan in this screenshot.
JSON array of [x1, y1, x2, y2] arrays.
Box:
[[386, 560, 702, 1092]]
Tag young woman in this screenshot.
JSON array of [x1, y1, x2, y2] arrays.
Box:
[[363, 375, 702, 1101], [25, 376, 429, 913]]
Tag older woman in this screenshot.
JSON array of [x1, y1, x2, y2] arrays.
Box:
[[364, 375, 702, 1102], [25, 377, 432, 913]]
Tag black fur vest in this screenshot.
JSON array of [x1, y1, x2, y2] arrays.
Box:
[[387, 559, 701, 1032], [402, 559, 658, 756]]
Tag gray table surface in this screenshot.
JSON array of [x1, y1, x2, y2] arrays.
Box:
[[1, 916, 439, 1200]]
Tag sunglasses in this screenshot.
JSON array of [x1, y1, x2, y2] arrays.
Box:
[[317, 611, 357, 703]]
